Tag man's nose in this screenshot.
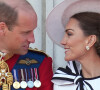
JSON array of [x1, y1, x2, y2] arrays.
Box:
[[28, 32, 35, 43]]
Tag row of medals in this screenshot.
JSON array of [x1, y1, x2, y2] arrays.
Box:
[[12, 68, 41, 89], [0, 58, 41, 90]]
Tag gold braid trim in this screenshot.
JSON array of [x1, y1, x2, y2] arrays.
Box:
[[28, 48, 49, 57]]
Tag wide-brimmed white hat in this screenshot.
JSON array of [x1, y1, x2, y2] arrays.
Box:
[[46, 0, 100, 48]]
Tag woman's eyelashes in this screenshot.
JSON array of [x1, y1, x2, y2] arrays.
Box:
[[65, 31, 73, 36], [65, 29, 73, 36]]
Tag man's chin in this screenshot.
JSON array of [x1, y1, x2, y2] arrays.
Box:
[[21, 51, 28, 55], [16, 50, 28, 55]]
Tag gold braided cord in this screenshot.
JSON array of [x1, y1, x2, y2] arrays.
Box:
[[0, 59, 13, 90]]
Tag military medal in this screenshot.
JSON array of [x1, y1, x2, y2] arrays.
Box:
[[34, 68, 41, 88], [27, 81, 34, 88], [20, 69, 27, 89], [0, 52, 13, 90], [12, 69, 20, 89], [27, 68, 34, 88], [13, 81, 20, 89], [20, 81, 27, 89], [34, 79, 41, 88]]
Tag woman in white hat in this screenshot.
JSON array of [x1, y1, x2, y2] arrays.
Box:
[[46, 0, 100, 90]]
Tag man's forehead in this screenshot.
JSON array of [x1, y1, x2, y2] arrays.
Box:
[[0, 0, 37, 25], [0, 0, 21, 6], [0, 0, 30, 9], [0, 0, 24, 4], [0, 0, 36, 14]]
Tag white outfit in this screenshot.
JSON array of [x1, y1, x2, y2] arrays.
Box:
[[52, 61, 100, 90]]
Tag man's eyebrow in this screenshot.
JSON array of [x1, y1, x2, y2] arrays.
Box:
[[65, 29, 74, 32]]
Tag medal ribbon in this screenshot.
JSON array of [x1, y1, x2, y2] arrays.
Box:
[[31, 68, 34, 81], [33, 68, 41, 88], [21, 69, 25, 81], [13, 69, 18, 81], [34, 68, 40, 80], [27, 68, 31, 81], [34, 68, 38, 80], [25, 69, 28, 82]]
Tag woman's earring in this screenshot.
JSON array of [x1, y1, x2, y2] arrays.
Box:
[[86, 46, 90, 50]]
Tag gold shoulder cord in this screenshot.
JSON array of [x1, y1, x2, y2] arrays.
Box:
[[29, 48, 49, 57], [0, 52, 13, 90]]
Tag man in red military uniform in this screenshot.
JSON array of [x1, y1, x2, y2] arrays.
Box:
[[0, 0, 53, 90], [3, 49, 53, 90]]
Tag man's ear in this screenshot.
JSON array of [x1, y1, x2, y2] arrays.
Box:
[[0, 22, 6, 35], [85, 35, 96, 48]]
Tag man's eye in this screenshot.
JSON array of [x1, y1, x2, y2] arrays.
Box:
[[25, 31, 31, 34], [67, 33, 72, 36]]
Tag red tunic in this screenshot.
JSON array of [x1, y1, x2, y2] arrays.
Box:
[[6, 54, 53, 90]]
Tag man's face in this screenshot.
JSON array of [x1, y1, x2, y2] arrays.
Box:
[[3, 10, 37, 55]]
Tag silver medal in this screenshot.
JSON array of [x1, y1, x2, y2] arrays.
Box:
[[34, 80, 41, 88], [20, 81, 27, 89], [27, 81, 34, 88]]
